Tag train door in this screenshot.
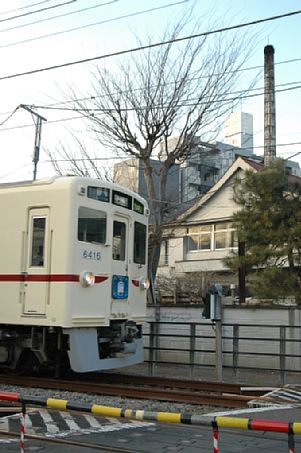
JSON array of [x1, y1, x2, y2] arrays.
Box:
[[112, 215, 129, 300], [23, 208, 50, 315]]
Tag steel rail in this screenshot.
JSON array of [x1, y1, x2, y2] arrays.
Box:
[[93, 372, 244, 394], [0, 375, 266, 408], [0, 428, 140, 452]]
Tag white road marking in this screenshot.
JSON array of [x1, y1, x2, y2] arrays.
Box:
[[60, 411, 81, 431], [83, 414, 102, 428], [39, 408, 60, 434]]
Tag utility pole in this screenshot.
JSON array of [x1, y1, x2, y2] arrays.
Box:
[[20, 104, 47, 180]]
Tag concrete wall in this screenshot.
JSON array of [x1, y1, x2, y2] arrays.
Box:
[[146, 302, 301, 325]]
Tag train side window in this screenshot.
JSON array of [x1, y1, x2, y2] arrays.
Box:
[[30, 217, 46, 267], [134, 222, 146, 265], [113, 221, 126, 261], [78, 207, 106, 244]]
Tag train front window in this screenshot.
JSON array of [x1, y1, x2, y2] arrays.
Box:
[[30, 217, 46, 267], [78, 207, 106, 244], [134, 222, 146, 265], [88, 186, 110, 202], [113, 221, 126, 261]]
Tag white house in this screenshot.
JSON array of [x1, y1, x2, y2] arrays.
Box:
[[157, 156, 263, 296]]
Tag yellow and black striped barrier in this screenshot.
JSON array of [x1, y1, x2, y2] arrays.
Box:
[[0, 391, 299, 452]]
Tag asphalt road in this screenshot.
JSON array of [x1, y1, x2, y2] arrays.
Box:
[[0, 404, 300, 452]]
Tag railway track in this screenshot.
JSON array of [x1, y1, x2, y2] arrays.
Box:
[[0, 429, 138, 452], [0, 373, 275, 408]]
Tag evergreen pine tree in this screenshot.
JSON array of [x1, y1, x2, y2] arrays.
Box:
[[225, 160, 301, 303]]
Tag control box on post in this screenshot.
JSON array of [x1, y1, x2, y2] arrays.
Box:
[[202, 284, 222, 321]]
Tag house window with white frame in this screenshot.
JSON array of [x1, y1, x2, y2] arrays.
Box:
[[214, 222, 237, 249], [187, 225, 211, 251], [186, 222, 237, 252]]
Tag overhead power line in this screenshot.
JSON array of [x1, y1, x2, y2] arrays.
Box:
[[0, 105, 300, 154], [0, 67, 300, 118], [0, 0, 77, 24], [0, 65, 299, 117], [29, 81, 301, 113], [0, 106, 20, 126], [0, 1, 188, 49], [0, 0, 119, 34], [1, 78, 301, 132], [0, 8, 301, 82], [0, 1, 52, 17], [33, 141, 301, 166]]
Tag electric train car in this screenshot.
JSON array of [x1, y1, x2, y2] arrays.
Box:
[[0, 176, 149, 373]]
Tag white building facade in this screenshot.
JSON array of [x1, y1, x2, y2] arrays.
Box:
[[224, 111, 253, 152]]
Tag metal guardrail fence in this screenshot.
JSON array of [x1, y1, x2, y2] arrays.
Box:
[[144, 321, 301, 384], [1, 391, 300, 453]]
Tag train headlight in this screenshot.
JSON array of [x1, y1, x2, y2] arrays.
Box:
[[80, 271, 95, 287], [132, 276, 150, 290], [139, 276, 150, 290]]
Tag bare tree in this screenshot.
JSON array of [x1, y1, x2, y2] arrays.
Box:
[[45, 132, 112, 180], [48, 10, 258, 280]]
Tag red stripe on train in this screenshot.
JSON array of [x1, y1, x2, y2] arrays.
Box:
[[0, 274, 108, 283]]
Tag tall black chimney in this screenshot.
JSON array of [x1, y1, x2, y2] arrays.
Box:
[[264, 45, 276, 166]]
